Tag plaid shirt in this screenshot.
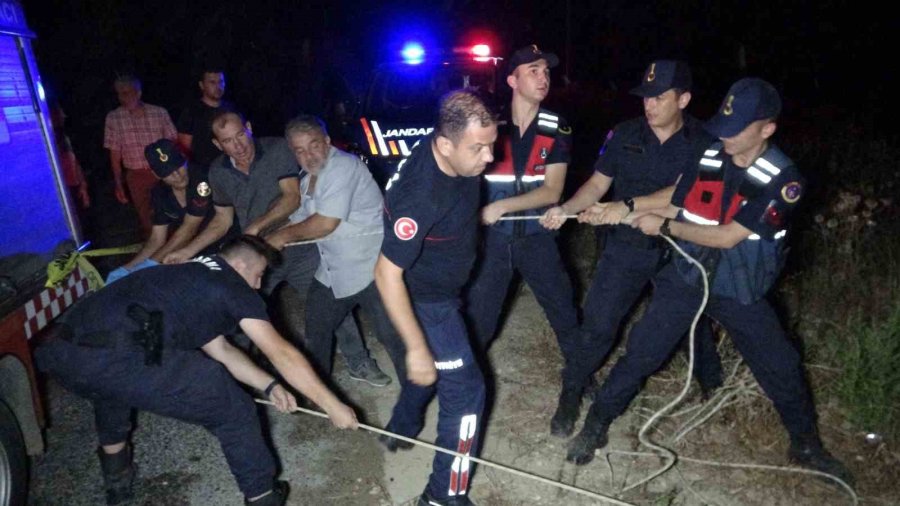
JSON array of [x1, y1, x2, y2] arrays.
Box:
[[103, 103, 177, 170]]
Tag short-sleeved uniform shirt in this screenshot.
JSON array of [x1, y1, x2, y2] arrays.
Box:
[[60, 256, 269, 350], [176, 100, 238, 168], [151, 162, 214, 227], [103, 104, 177, 171], [596, 114, 711, 202], [208, 137, 299, 231], [288, 147, 384, 298], [381, 137, 481, 302]]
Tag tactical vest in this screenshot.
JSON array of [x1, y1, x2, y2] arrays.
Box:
[[483, 110, 561, 236], [674, 142, 792, 304]]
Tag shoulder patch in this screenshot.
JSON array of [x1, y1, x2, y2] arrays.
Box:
[[781, 181, 802, 203], [197, 181, 211, 197], [558, 125, 572, 135], [393, 217, 418, 241]]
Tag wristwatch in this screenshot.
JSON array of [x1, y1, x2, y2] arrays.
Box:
[[660, 218, 672, 236], [624, 197, 636, 213]]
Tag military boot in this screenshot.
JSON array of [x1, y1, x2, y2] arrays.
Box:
[[789, 436, 855, 488], [550, 387, 582, 438], [565, 406, 611, 465], [245, 480, 290, 506], [97, 445, 135, 505]]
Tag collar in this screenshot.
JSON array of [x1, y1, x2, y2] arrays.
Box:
[[226, 139, 264, 173]]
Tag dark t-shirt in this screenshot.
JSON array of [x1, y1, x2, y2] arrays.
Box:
[[509, 112, 572, 171], [381, 136, 480, 302], [61, 256, 269, 349], [176, 99, 238, 167]]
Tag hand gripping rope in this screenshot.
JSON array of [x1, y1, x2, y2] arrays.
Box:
[[269, 216, 858, 505]]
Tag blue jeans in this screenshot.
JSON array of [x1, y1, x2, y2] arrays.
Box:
[[571, 233, 722, 391], [386, 300, 486, 500], [305, 280, 406, 382], [588, 263, 817, 438], [35, 338, 275, 498], [466, 231, 580, 377]]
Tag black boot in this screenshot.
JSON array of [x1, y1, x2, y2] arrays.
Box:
[[417, 488, 476, 505], [97, 445, 135, 505], [550, 387, 582, 438], [789, 437, 855, 488], [378, 433, 414, 452], [245, 480, 290, 506], [566, 406, 610, 465]]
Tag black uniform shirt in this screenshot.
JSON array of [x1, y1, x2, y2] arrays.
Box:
[[381, 136, 480, 302], [61, 256, 269, 349], [508, 112, 572, 174], [151, 162, 213, 227], [595, 115, 711, 202]]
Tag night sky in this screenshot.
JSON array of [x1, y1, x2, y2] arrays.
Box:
[[20, 0, 894, 173]]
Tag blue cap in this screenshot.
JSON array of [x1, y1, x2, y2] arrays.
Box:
[[506, 44, 559, 76], [629, 60, 692, 97], [704, 78, 782, 138]]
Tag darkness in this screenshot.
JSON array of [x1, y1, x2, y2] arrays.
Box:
[[22, 0, 895, 183]]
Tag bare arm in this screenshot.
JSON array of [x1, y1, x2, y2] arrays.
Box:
[[540, 171, 613, 230], [632, 213, 752, 249], [124, 225, 168, 269], [239, 319, 358, 428], [244, 178, 301, 236], [374, 254, 436, 386], [201, 336, 297, 413], [163, 205, 233, 263], [482, 163, 567, 225], [152, 213, 204, 262], [108, 149, 128, 204], [581, 183, 679, 226], [265, 214, 340, 250]]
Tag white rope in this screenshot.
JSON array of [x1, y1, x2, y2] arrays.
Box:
[[607, 233, 858, 505], [497, 214, 578, 221], [254, 399, 636, 505], [283, 230, 383, 247]]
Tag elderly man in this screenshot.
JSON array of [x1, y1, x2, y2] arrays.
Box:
[[166, 112, 389, 384], [103, 75, 177, 236], [266, 115, 406, 385]]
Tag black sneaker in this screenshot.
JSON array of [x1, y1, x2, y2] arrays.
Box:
[[245, 480, 289, 506], [566, 419, 609, 465], [550, 388, 581, 438], [417, 489, 476, 505], [348, 359, 392, 387], [789, 440, 855, 488], [378, 433, 414, 452]]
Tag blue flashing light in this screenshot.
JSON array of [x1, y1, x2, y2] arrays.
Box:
[[401, 42, 425, 65], [37, 80, 45, 101]]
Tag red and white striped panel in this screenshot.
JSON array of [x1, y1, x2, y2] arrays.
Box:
[[23, 267, 90, 339]]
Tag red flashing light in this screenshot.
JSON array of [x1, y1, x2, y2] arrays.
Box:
[[471, 44, 491, 57]]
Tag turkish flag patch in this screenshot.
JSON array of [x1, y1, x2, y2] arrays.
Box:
[[393, 217, 418, 241]]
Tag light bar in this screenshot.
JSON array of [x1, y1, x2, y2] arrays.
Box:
[[401, 42, 425, 64], [471, 44, 490, 57]]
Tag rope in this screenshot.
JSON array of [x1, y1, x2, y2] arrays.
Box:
[[606, 233, 858, 505], [497, 214, 578, 221], [254, 399, 636, 506], [283, 230, 383, 247]]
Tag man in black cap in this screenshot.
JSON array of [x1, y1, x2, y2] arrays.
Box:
[[106, 138, 238, 283], [541, 60, 723, 438], [465, 45, 581, 410], [563, 78, 854, 487]]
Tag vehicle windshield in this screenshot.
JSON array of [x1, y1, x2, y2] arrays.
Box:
[[364, 62, 498, 121]]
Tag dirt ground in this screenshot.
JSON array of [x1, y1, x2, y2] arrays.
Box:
[[29, 229, 900, 506]]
